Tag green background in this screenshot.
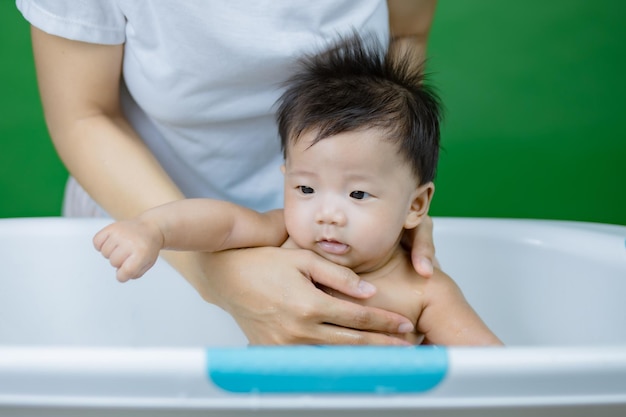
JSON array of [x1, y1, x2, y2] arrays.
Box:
[[1, 1, 625, 224]]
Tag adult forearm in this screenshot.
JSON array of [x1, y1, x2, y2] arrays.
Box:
[[52, 113, 184, 220], [31, 26, 184, 220]]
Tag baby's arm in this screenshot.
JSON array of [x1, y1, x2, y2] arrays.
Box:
[[93, 199, 287, 282], [417, 270, 503, 346]]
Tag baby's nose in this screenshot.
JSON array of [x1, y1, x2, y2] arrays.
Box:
[[315, 204, 347, 226]]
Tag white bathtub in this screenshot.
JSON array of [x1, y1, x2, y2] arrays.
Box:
[[0, 217, 625, 417]]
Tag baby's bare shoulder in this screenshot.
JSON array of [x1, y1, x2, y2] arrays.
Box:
[[420, 267, 465, 301]]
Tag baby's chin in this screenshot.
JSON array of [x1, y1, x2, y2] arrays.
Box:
[[286, 237, 387, 273], [315, 244, 407, 275], [302, 245, 357, 269], [312, 248, 380, 274]]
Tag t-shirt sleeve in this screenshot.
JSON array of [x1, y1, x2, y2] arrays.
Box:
[[16, 0, 126, 45]]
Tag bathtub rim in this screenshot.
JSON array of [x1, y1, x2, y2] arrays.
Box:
[[1, 345, 625, 410]]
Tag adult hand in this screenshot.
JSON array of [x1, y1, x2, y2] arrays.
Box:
[[193, 246, 416, 345], [404, 215, 439, 278]]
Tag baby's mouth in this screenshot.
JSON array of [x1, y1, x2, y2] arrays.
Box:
[[317, 239, 350, 255]]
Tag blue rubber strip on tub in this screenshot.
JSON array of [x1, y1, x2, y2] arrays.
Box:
[[206, 346, 448, 394]]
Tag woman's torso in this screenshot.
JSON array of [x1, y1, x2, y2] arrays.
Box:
[[18, 0, 391, 213]]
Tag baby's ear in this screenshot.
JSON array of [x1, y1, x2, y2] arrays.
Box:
[[280, 164, 286, 174], [404, 182, 434, 229]]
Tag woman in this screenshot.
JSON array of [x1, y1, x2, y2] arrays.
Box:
[[17, 0, 438, 344]]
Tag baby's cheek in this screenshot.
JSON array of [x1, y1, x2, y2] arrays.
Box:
[[283, 220, 312, 251], [282, 209, 299, 238], [359, 232, 397, 257]]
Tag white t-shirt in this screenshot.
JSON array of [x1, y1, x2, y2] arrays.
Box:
[[17, 0, 390, 212]]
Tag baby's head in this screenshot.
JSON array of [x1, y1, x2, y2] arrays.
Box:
[[276, 33, 442, 273]]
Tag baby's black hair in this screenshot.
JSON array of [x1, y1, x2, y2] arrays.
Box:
[[276, 32, 442, 184]]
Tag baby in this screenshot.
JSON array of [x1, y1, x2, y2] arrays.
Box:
[[94, 33, 502, 346]]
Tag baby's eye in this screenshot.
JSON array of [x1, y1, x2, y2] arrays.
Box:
[[350, 190, 370, 200], [298, 185, 314, 194]]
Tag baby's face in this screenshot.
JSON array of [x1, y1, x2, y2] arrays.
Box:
[[282, 128, 424, 273]]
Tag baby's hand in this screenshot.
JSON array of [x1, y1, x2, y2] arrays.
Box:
[[93, 219, 164, 282]]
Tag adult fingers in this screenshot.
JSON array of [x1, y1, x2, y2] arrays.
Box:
[[297, 253, 414, 335], [302, 252, 377, 299], [244, 301, 413, 346], [284, 323, 411, 346], [319, 324, 413, 346], [410, 215, 436, 277], [313, 293, 415, 336]]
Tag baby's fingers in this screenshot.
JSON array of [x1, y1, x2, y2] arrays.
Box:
[[93, 226, 113, 252], [115, 253, 156, 282], [95, 240, 136, 282]]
